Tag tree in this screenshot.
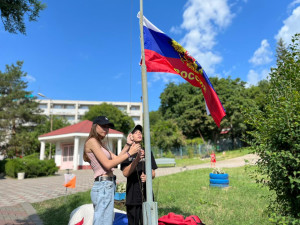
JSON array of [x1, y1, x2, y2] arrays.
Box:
[[0, 0, 46, 34], [82, 103, 135, 134], [246, 34, 300, 222], [0, 61, 43, 157], [9, 116, 71, 158], [159, 77, 257, 147], [149, 110, 161, 127], [151, 119, 185, 154]]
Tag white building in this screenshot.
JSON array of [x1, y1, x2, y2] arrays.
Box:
[[38, 120, 125, 170], [36, 99, 143, 125]]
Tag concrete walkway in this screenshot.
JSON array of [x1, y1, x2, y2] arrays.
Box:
[[0, 154, 258, 225]]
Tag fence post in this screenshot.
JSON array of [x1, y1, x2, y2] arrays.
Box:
[[180, 147, 182, 159]]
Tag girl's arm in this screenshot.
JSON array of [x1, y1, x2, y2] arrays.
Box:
[[122, 146, 143, 177], [87, 138, 140, 170]]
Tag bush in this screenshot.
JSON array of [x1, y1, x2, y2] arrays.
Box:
[[5, 157, 58, 178], [246, 34, 300, 220], [0, 159, 7, 174], [187, 146, 194, 158], [5, 158, 24, 178]]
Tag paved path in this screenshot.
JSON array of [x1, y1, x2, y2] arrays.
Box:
[[0, 154, 258, 225]]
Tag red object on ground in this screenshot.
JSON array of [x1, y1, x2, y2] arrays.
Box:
[[158, 212, 205, 225], [74, 217, 84, 225]]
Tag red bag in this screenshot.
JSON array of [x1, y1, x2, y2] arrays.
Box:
[[158, 212, 205, 225]]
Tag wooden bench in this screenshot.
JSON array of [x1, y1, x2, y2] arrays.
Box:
[[155, 158, 176, 167]]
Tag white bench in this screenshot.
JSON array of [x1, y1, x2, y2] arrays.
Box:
[[155, 158, 176, 167]]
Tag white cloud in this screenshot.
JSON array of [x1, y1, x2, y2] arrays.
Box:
[[170, 26, 182, 35], [249, 39, 273, 66], [246, 69, 269, 87], [180, 0, 234, 75], [25, 75, 36, 83], [275, 6, 300, 44], [288, 0, 300, 10]]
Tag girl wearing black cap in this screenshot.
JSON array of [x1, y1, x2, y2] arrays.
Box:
[[83, 116, 140, 225], [121, 125, 158, 225]]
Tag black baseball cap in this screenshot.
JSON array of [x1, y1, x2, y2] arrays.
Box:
[[130, 124, 143, 134], [93, 116, 114, 128]]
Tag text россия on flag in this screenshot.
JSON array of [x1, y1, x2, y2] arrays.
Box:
[[138, 12, 226, 127]]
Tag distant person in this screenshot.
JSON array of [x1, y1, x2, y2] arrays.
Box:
[[83, 116, 140, 225], [210, 151, 216, 167], [121, 125, 158, 225]]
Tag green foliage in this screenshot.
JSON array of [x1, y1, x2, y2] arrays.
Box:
[[116, 182, 126, 193], [246, 34, 300, 220], [212, 168, 226, 174], [0, 159, 7, 173], [5, 158, 24, 177], [0, 61, 45, 157], [186, 137, 204, 145], [158, 78, 267, 146], [186, 145, 194, 158], [82, 103, 134, 134], [149, 110, 161, 126], [151, 119, 185, 153], [0, 0, 46, 34], [4, 157, 58, 178]]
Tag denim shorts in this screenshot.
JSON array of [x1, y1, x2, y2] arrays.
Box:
[[91, 180, 115, 225]]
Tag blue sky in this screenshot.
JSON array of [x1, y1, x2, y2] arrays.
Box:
[[1, 0, 300, 111]]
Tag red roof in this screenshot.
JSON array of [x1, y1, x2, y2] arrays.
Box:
[[39, 120, 123, 137]]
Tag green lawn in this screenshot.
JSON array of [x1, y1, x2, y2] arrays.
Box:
[[173, 147, 251, 167], [33, 165, 271, 225]]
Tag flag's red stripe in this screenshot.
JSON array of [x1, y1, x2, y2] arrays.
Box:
[[145, 49, 225, 126]]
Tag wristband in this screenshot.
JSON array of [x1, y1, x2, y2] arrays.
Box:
[[126, 142, 132, 146], [126, 152, 131, 158]]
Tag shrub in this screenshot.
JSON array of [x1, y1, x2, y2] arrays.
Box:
[[5, 157, 58, 178], [246, 34, 300, 220], [0, 159, 7, 174], [5, 158, 24, 178], [212, 168, 226, 174], [187, 146, 194, 158]]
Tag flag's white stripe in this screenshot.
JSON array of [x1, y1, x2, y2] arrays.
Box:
[[137, 12, 164, 34]]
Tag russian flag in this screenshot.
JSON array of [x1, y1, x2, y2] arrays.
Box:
[[138, 12, 226, 127]]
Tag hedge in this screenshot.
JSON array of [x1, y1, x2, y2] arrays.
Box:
[[5, 157, 58, 178]]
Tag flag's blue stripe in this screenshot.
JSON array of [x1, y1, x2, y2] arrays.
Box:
[[144, 26, 180, 59]]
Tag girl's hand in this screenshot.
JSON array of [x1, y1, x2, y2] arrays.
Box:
[[139, 149, 145, 159], [127, 133, 134, 145], [129, 143, 140, 156], [141, 172, 146, 183]]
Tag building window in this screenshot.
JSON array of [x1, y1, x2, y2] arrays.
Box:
[[79, 105, 89, 109], [130, 106, 140, 111], [132, 116, 140, 121], [53, 104, 63, 109], [39, 104, 47, 109], [65, 105, 75, 109], [116, 105, 126, 111], [65, 115, 75, 121]]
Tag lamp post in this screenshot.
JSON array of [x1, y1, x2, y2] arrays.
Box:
[[38, 92, 53, 159]]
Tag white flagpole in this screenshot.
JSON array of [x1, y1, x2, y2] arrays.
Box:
[[139, 0, 158, 224]]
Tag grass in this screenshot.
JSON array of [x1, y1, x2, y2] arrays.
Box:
[[174, 147, 251, 167], [33, 165, 271, 225]]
